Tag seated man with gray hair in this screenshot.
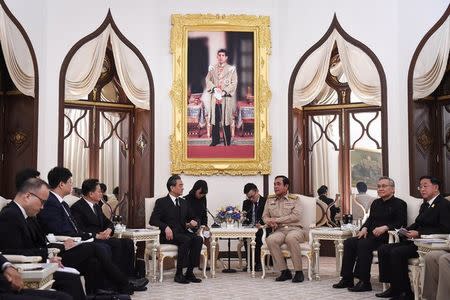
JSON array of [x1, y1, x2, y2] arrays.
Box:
[[333, 176, 407, 293]]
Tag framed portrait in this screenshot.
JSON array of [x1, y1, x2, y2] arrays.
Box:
[[351, 148, 382, 189], [170, 14, 272, 175]]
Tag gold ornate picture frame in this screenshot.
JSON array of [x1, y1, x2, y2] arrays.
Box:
[[170, 14, 272, 175]]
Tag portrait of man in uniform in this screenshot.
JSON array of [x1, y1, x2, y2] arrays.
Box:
[[186, 31, 255, 159]]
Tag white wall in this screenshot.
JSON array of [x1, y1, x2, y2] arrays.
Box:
[[4, 0, 449, 219]]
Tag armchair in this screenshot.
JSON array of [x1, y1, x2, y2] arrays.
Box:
[[260, 194, 316, 280], [144, 197, 208, 282]]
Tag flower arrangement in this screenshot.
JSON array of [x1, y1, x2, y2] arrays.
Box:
[[216, 205, 242, 223]]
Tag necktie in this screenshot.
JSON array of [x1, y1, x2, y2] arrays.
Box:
[[61, 201, 79, 233], [175, 198, 180, 207], [252, 203, 257, 225]]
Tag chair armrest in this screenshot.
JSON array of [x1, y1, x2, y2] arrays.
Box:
[[388, 230, 399, 243], [421, 234, 449, 239], [2, 255, 43, 263], [261, 225, 268, 245]]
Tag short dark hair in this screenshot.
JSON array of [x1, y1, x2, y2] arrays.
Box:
[[166, 175, 181, 192], [47, 167, 72, 189], [113, 186, 119, 196], [18, 178, 49, 194], [317, 185, 328, 196], [217, 48, 228, 56], [189, 180, 208, 195], [72, 187, 82, 197], [243, 183, 258, 194], [356, 181, 368, 193], [99, 183, 107, 193], [275, 175, 290, 187], [419, 175, 441, 190], [15, 168, 40, 190], [82, 179, 100, 196]]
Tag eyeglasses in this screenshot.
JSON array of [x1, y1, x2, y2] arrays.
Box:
[[29, 192, 47, 205], [247, 192, 257, 200], [417, 185, 432, 191], [377, 184, 391, 189]]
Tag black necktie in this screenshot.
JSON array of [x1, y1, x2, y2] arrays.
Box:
[[61, 201, 79, 233], [424, 202, 430, 209], [175, 198, 180, 207]]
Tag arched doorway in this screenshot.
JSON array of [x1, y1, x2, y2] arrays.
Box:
[[0, 0, 39, 198], [408, 5, 450, 197], [58, 11, 154, 227], [288, 15, 388, 217]]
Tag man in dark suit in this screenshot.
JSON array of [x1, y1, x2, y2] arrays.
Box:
[[332, 177, 407, 293], [0, 253, 72, 300], [150, 175, 203, 284], [35, 167, 145, 294], [37, 167, 91, 240], [71, 179, 136, 279], [377, 176, 450, 300], [241, 183, 267, 272], [317, 185, 340, 225], [0, 178, 89, 298]]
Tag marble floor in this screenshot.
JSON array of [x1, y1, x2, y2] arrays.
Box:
[[132, 257, 383, 300]]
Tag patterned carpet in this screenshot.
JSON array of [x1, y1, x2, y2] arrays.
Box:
[[132, 257, 382, 300]]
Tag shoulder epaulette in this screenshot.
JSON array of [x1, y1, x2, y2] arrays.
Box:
[[208, 65, 214, 71], [267, 194, 277, 199], [287, 194, 299, 200]]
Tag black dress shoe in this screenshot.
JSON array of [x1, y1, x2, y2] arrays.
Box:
[[275, 269, 292, 281], [174, 274, 190, 284], [185, 273, 202, 283], [292, 271, 304, 283], [332, 278, 354, 288], [376, 287, 396, 298], [390, 291, 414, 300], [118, 284, 134, 295], [348, 280, 372, 292], [129, 282, 147, 292], [129, 277, 149, 288], [94, 289, 117, 296]]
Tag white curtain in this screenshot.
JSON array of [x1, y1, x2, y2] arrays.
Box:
[[65, 26, 110, 100], [293, 31, 336, 108], [0, 7, 34, 97], [310, 115, 339, 197], [98, 112, 121, 192], [110, 31, 150, 110], [293, 30, 382, 108], [413, 16, 450, 100], [63, 109, 89, 188], [65, 26, 150, 110]]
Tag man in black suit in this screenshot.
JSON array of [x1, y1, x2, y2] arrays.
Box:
[[35, 167, 145, 294], [0, 254, 72, 300], [71, 179, 136, 279], [0, 178, 88, 298], [38, 167, 91, 240], [377, 176, 450, 300], [317, 185, 340, 225], [332, 177, 407, 293], [241, 183, 267, 272], [150, 175, 203, 284]]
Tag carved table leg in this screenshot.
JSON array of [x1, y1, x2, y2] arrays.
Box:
[[313, 238, 321, 280], [211, 237, 217, 278]]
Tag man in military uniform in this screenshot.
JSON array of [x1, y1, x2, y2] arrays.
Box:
[[262, 175, 306, 282], [205, 48, 238, 146]]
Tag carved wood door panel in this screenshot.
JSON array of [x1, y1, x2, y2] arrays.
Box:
[[0, 94, 36, 198]]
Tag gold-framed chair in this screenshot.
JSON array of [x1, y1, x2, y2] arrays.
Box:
[[144, 197, 208, 282], [259, 194, 316, 280]]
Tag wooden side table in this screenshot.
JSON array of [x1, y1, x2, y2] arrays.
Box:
[[310, 227, 355, 280], [210, 227, 257, 278]]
